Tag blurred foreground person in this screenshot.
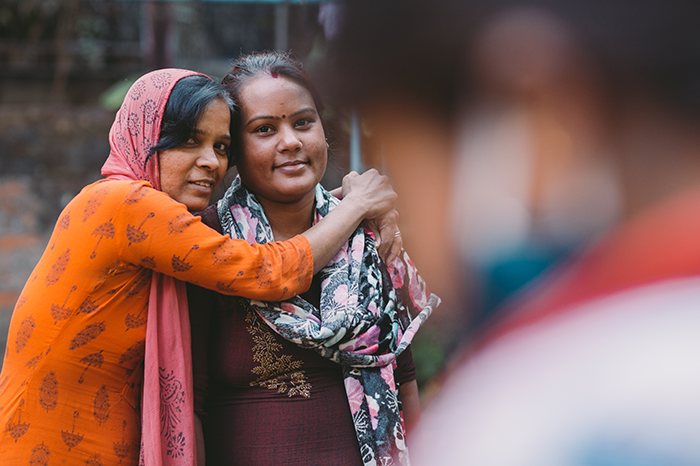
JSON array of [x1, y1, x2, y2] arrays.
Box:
[[332, 0, 700, 464]]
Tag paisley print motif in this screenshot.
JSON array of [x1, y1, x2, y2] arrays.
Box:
[[38, 371, 58, 413], [45, 249, 70, 287], [119, 339, 146, 366], [167, 213, 189, 235], [15, 315, 35, 353], [51, 212, 71, 249], [124, 184, 147, 205], [69, 322, 106, 350], [83, 188, 109, 222], [125, 270, 152, 298], [92, 385, 110, 426]]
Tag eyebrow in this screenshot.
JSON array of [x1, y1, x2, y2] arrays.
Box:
[[244, 107, 316, 127], [192, 128, 231, 141]]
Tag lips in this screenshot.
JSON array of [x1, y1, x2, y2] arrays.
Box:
[[276, 160, 307, 168], [190, 180, 215, 188]]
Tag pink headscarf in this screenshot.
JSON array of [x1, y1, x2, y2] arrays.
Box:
[[102, 68, 207, 466]]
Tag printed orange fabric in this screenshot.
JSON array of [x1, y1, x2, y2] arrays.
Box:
[[0, 179, 312, 465]]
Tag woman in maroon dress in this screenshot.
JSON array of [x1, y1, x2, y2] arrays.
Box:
[[189, 51, 439, 466]]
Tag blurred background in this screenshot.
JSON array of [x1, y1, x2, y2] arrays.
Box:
[[0, 0, 636, 386], [4, 0, 697, 411]]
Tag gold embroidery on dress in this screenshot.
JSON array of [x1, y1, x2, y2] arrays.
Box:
[[246, 309, 311, 398]]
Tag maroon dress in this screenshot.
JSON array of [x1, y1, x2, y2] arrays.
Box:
[[189, 207, 416, 466]]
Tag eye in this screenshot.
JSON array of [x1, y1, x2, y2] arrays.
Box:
[[214, 142, 229, 152], [185, 136, 197, 145], [295, 118, 312, 129], [253, 125, 274, 134]]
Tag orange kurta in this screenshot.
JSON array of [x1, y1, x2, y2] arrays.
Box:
[[0, 179, 312, 465]]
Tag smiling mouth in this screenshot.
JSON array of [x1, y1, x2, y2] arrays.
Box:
[[276, 161, 307, 169], [191, 181, 214, 187]]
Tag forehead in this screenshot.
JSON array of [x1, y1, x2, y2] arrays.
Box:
[[239, 75, 316, 116], [199, 98, 231, 128]]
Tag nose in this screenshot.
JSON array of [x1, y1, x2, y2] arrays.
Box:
[[196, 146, 221, 171], [278, 126, 302, 152]]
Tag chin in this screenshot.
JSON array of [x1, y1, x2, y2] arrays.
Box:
[[184, 200, 208, 213]]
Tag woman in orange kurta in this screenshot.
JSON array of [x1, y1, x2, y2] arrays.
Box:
[[0, 69, 398, 465]]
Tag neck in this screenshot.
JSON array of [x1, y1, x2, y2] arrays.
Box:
[[257, 193, 316, 241]]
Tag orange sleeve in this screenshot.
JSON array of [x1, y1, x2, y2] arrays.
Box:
[[111, 181, 312, 301]]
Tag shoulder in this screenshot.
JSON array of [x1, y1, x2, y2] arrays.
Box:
[[75, 179, 154, 201], [66, 179, 187, 225]]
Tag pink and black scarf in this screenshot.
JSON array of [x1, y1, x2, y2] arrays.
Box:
[[218, 175, 440, 466]]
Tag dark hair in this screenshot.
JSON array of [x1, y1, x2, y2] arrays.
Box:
[[148, 75, 235, 164], [221, 51, 326, 156]]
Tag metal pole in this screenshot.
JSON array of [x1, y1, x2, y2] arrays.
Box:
[[274, 3, 289, 51], [349, 109, 364, 173]]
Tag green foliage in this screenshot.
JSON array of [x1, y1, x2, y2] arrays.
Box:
[[410, 325, 447, 390]]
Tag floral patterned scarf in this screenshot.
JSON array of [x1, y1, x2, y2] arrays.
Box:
[[217, 176, 440, 466]]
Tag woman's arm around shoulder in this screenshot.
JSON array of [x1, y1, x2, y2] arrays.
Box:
[[112, 180, 312, 300]]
